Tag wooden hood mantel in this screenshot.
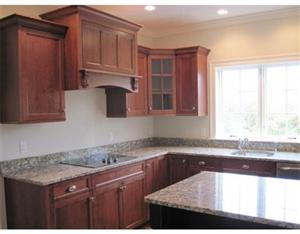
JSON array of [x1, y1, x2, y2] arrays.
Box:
[[40, 5, 142, 93], [79, 69, 140, 92]]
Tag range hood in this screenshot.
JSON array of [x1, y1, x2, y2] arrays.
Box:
[[79, 69, 141, 93]]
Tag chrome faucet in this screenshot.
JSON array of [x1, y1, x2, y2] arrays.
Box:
[[238, 138, 249, 154]]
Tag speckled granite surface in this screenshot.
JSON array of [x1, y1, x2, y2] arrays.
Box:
[[2, 146, 300, 186], [145, 171, 300, 229]]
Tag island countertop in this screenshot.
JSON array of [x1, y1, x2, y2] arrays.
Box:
[[145, 171, 300, 229]]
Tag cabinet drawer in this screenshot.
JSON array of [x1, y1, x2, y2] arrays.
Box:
[[189, 156, 221, 171], [53, 177, 90, 200], [222, 159, 276, 177], [93, 163, 144, 187]]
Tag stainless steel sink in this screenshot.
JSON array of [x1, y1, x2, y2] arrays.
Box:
[[231, 150, 274, 157]]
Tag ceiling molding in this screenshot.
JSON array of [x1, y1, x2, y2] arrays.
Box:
[[140, 6, 300, 39]]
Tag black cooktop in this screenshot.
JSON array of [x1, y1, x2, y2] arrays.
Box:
[[61, 153, 136, 168]]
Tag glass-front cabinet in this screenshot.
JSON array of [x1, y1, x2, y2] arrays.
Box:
[[148, 54, 176, 115]]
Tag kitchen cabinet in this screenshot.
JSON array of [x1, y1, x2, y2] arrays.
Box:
[[169, 155, 189, 184], [5, 162, 146, 229], [53, 177, 92, 229], [40, 5, 141, 90], [175, 46, 210, 116], [0, 14, 67, 123], [92, 162, 146, 229], [148, 50, 176, 115], [144, 155, 170, 219], [188, 156, 222, 176], [106, 46, 149, 117], [222, 159, 276, 177]]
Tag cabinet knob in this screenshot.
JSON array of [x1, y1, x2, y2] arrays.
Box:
[[198, 161, 206, 166], [242, 164, 250, 170], [89, 197, 95, 203], [149, 106, 152, 111], [119, 185, 127, 191], [182, 159, 186, 164], [192, 106, 196, 110], [67, 185, 77, 192], [127, 107, 131, 112]]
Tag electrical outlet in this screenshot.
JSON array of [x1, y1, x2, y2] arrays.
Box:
[[200, 128, 207, 138], [19, 141, 28, 154]]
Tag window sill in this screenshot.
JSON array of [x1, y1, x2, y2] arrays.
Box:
[[211, 137, 300, 144]]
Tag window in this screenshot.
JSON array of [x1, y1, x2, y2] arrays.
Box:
[[215, 60, 300, 141]]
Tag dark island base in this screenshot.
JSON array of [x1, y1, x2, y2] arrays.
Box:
[[149, 204, 285, 229]]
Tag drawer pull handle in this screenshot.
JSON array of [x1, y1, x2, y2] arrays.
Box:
[[242, 164, 250, 170], [120, 186, 127, 191], [198, 161, 206, 166], [67, 185, 77, 192]]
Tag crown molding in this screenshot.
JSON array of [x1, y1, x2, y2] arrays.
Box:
[[143, 6, 300, 39]]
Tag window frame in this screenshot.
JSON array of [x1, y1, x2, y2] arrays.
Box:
[[210, 55, 300, 142]]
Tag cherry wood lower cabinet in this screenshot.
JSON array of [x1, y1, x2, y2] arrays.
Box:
[[222, 158, 276, 177], [92, 163, 146, 229], [5, 162, 146, 229], [169, 155, 189, 184], [144, 155, 170, 219]]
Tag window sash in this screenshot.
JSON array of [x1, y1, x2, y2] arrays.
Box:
[[216, 60, 300, 140]]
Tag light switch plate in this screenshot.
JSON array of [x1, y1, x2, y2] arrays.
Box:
[[19, 140, 28, 154]]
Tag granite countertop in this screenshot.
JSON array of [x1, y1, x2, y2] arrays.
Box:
[[3, 146, 300, 186], [145, 171, 300, 228]]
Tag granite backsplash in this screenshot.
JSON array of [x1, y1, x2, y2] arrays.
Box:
[[1, 137, 299, 175]]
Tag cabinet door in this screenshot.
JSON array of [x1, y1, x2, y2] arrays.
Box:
[[19, 28, 65, 122], [54, 193, 92, 229], [148, 55, 176, 115], [117, 32, 136, 74], [82, 20, 136, 75], [82, 21, 102, 70], [93, 182, 121, 229], [176, 53, 198, 115], [169, 155, 188, 184], [155, 155, 170, 190], [120, 174, 146, 229], [126, 49, 148, 116]]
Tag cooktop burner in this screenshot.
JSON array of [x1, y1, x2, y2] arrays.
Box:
[[61, 153, 136, 168]]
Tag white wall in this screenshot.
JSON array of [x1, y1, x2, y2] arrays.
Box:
[[0, 90, 154, 161], [153, 14, 300, 138], [0, 6, 154, 162]]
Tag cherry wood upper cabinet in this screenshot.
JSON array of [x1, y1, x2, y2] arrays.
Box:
[[148, 50, 176, 115], [0, 14, 67, 123], [175, 46, 210, 116], [106, 46, 149, 117], [40, 5, 142, 90]]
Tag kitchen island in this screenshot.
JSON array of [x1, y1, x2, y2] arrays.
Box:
[[145, 171, 300, 229]]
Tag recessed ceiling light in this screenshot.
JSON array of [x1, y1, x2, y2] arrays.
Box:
[[144, 5, 156, 11], [217, 9, 228, 15]]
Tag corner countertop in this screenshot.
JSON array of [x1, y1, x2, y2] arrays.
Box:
[[3, 146, 300, 186], [145, 171, 300, 228]]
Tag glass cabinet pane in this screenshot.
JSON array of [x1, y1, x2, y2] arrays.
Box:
[[152, 59, 161, 74], [162, 59, 172, 74], [152, 94, 162, 110], [163, 77, 172, 92], [152, 76, 162, 92], [163, 94, 172, 109]]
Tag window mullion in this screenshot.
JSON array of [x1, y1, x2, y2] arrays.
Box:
[[260, 64, 266, 138]]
